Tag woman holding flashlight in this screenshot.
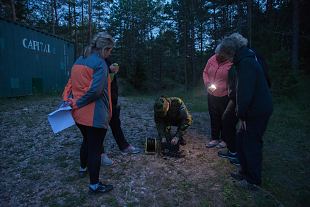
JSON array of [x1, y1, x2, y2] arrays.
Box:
[[203, 44, 233, 148]]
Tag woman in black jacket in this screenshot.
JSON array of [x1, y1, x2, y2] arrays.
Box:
[[220, 33, 273, 188]]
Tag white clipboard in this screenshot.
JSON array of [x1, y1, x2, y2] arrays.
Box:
[[48, 106, 75, 133]]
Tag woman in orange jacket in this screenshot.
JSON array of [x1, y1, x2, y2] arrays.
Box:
[[62, 32, 114, 194]]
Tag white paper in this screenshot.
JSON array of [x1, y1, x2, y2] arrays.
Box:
[[48, 106, 75, 133]]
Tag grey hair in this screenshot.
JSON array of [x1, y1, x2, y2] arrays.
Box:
[[214, 44, 221, 54], [216, 37, 236, 59], [228, 32, 248, 49], [84, 32, 114, 57]]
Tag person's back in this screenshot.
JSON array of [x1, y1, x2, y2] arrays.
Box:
[[234, 47, 273, 120], [249, 48, 272, 88], [154, 96, 192, 154], [155, 97, 187, 126], [154, 97, 192, 127]]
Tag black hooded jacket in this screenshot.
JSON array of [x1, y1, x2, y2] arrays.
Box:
[[234, 47, 273, 120]]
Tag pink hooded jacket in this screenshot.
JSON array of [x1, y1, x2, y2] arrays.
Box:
[[203, 54, 233, 97]]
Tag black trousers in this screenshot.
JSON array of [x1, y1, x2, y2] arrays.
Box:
[[77, 123, 107, 184], [236, 116, 270, 185], [110, 105, 129, 150], [222, 100, 238, 152], [102, 105, 129, 153], [208, 94, 229, 140]]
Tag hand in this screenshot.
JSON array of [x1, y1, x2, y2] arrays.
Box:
[[66, 98, 78, 109], [60, 99, 73, 107], [241, 121, 246, 130], [171, 137, 179, 145], [161, 137, 167, 143], [110, 63, 119, 73]]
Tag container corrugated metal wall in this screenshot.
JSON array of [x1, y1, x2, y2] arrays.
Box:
[[0, 19, 74, 97]]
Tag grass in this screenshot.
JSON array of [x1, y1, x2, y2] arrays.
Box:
[[124, 86, 209, 113]]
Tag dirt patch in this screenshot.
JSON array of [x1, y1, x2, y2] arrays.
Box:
[[0, 96, 235, 207]]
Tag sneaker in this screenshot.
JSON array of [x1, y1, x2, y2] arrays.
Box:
[[234, 180, 258, 191], [101, 153, 113, 166], [121, 145, 141, 155], [79, 167, 87, 178], [230, 172, 244, 181], [89, 182, 113, 194], [216, 140, 226, 148], [206, 140, 219, 148], [218, 150, 237, 160], [230, 158, 240, 166]]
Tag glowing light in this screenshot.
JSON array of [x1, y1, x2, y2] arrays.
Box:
[[208, 84, 217, 92]]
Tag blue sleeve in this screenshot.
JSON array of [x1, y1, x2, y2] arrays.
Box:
[[76, 61, 108, 108], [236, 58, 257, 119]]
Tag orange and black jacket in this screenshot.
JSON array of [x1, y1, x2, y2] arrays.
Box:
[[62, 53, 112, 129]]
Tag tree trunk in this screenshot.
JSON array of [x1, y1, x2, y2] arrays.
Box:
[[52, 0, 55, 34], [292, 0, 300, 74], [266, 0, 273, 17], [247, 0, 252, 47], [88, 0, 92, 44], [68, 0, 72, 37], [237, 0, 245, 33], [10, 0, 16, 21], [73, 0, 77, 57], [82, 0, 84, 52], [213, 6, 217, 43], [52, 0, 58, 34]]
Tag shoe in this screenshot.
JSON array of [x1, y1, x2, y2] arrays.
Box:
[[216, 140, 226, 148], [230, 158, 240, 166], [79, 167, 87, 178], [121, 145, 141, 155], [89, 182, 113, 194], [234, 180, 258, 191], [206, 140, 219, 148], [218, 150, 237, 160], [179, 138, 187, 146], [230, 172, 244, 181], [101, 153, 113, 166]]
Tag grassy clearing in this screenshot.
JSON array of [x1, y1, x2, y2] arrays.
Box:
[[124, 75, 310, 206]]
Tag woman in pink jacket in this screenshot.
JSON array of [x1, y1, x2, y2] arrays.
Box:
[[203, 44, 233, 148]]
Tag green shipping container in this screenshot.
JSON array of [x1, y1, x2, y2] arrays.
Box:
[[0, 19, 75, 97]]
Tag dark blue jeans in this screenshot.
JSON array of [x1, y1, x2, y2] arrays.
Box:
[[222, 100, 238, 152], [236, 115, 270, 185]]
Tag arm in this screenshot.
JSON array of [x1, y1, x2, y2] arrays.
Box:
[[62, 78, 72, 101], [203, 62, 211, 88], [154, 115, 167, 142], [109, 63, 119, 81], [236, 58, 257, 120], [176, 102, 193, 138], [75, 62, 107, 109]]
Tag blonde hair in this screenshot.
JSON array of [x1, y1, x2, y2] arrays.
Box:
[[83, 32, 114, 57]]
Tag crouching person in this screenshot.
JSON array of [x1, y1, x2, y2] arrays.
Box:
[[154, 97, 192, 157]]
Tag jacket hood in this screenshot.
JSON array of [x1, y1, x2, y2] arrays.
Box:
[[233, 46, 256, 64]]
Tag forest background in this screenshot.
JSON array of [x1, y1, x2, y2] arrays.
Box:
[[1, 0, 309, 94], [1, 1, 309, 206]]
